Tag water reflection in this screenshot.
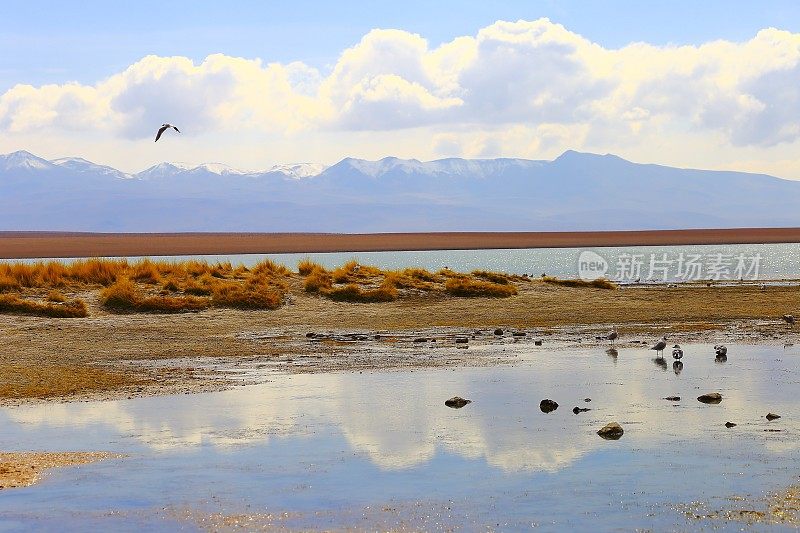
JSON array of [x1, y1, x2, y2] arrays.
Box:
[[1, 344, 797, 476]]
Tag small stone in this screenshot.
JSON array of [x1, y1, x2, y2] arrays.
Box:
[[697, 392, 723, 404], [512, 332, 526, 337], [455, 337, 469, 344], [539, 399, 559, 413], [572, 407, 591, 414], [305, 332, 316, 338], [584, 398, 591, 402], [766, 413, 781, 421], [725, 422, 737, 428], [534, 339, 543, 346], [664, 396, 681, 401], [493, 328, 504, 336], [413, 337, 427, 343], [445, 396, 471, 409], [597, 422, 624, 440]]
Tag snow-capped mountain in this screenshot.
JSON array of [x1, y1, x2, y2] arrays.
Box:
[[0, 149, 799, 232]]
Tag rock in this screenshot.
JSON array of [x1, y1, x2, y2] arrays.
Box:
[[444, 396, 471, 408], [539, 399, 559, 413], [664, 396, 681, 401], [493, 328, 504, 336], [455, 337, 469, 344], [374, 334, 382, 340], [534, 339, 543, 346], [305, 332, 316, 338], [597, 422, 624, 440], [725, 422, 737, 428], [584, 398, 591, 402], [512, 332, 526, 337], [766, 413, 781, 421], [572, 407, 591, 414], [697, 392, 723, 404], [413, 337, 428, 343]]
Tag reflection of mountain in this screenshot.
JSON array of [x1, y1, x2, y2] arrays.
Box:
[[3, 345, 798, 473], [3, 150, 800, 231]]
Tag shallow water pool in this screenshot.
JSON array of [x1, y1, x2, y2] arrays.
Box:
[[0, 343, 798, 531]]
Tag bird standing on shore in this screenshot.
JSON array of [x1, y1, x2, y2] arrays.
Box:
[[155, 123, 181, 142], [714, 345, 727, 357], [606, 328, 618, 345], [651, 336, 667, 358], [783, 314, 795, 326], [672, 344, 683, 359]]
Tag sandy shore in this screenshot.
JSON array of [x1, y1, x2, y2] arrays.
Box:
[[2, 227, 800, 258], [1, 278, 798, 405], [0, 452, 122, 489]]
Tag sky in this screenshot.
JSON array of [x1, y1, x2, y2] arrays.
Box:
[[2, 0, 800, 177]]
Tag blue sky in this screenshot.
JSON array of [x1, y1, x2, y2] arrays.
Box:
[[2, 1, 800, 177]]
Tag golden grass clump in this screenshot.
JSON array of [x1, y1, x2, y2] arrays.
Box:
[[184, 273, 217, 295], [444, 277, 518, 298], [69, 258, 128, 285], [162, 277, 180, 292], [46, 290, 67, 303], [0, 294, 88, 318], [211, 282, 284, 310], [321, 279, 398, 302], [251, 259, 291, 278], [101, 278, 209, 313], [304, 267, 333, 293], [130, 259, 162, 284], [0, 275, 21, 293], [384, 269, 439, 291], [298, 258, 324, 276], [471, 270, 510, 285], [541, 276, 618, 290], [331, 261, 383, 283]]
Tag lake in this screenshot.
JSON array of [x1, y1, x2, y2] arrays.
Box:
[[1, 342, 797, 531], [4, 242, 800, 282]]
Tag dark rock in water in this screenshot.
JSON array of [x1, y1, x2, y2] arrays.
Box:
[[493, 328, 504, 336], [664, 396, 681, 401], [766, 413, 781, 421], [534, 339, 543, 346], [697, 392, 723, 404], [413, 337, 428, 343], [597, 422, 624, 440], [584, 398, 591, 402], [444, 396, 471, 408], [725, 422, 737, 428], [512, 331, 526, 337], [572, 406, 591, 414], [539, 399, 559, 413], [455, 337, 469, 344]]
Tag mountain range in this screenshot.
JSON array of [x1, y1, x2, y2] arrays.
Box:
[[1, 150, 798, 232]]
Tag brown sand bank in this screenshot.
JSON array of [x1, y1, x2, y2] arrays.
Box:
[[0, 452, 121, 489], [2, 227, 800, 259]]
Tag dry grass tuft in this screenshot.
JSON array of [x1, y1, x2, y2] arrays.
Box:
[[444, 277, 518, 297], [101, 278, 209, 313], [298, 258, 324, 276], [541, 276, 618, 290], [0, 275, 21, 293], [0, 294, 88, 317], [46, 290, 67, 303], [304, 267, 333, 293], [321, 279, 398, 302], [211, 282, 284, 310], [471, 270, 511, 284]]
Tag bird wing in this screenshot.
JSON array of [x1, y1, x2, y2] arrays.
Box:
[[172, 126, 181, 133], [155, 125, 168, 142]]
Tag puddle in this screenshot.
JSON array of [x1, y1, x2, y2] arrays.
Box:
[[0, 343, 798, 531]]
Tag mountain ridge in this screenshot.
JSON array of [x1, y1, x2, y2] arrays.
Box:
[[0, 149, 797, 232]]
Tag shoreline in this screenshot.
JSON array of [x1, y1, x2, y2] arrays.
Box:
[[2, 227, 800, 259]]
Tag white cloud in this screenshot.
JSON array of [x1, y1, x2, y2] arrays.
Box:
[[2, 20, 800, 176]]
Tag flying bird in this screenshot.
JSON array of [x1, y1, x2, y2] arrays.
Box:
[[651, 336, 667, 358], [155, 123, 180, 142]]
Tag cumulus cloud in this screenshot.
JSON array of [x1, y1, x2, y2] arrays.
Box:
[[2, 19, 800, 173]]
